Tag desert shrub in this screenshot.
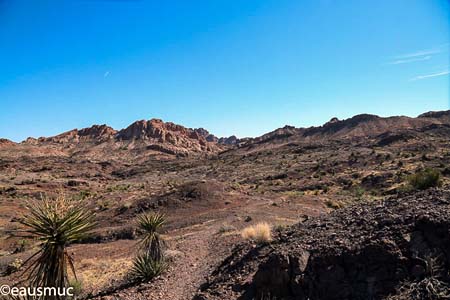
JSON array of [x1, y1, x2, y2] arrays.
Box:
[[408, 168, 442, 190], [218, 224, 236, 234], [325, 199, 342, 209], [241, 222, 272, 244], [97, 199, 110, 211], [114, 226, 136, 240], [273, 224, 286, 233], [13, 239, 29, 253], [353, 186, 365, 200], [69, 279, 83, 296], [4, 258, 23, 275], [17, 194, 95, 289], [75, 190, 93, 200], [283, 190, 304, 198], [107, 184, 131, 192], [118, 201, 133, 214]]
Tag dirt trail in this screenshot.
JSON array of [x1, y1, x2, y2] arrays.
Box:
[[91, 193, 325, 300], [97, 221, 235, 300]]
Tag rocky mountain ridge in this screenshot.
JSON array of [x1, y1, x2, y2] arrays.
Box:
[[246, 110, 450, 146], [3, 110, 450, 157]]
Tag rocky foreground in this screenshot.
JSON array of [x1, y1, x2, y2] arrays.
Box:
[[196, 189, 450, 300]]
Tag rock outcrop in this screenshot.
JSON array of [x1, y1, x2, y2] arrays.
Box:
[[17, 119, 224, 157], [239, 110, 450, 147], [115, 119, 221, 154], [0, 138, 15, 148], [197, 189, 450, 300], [35, 125, 117, 144]]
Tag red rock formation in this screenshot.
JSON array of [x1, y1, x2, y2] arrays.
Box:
[[0, 138, 15, 148], [115, 119, 221, 154]]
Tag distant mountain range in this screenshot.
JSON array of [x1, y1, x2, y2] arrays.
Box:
[[1, 110, 449, 158]]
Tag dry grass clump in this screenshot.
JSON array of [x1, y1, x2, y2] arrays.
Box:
[[241, 222, 272, 243]]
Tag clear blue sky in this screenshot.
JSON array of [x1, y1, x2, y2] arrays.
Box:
[[0, 0, 449, 142]]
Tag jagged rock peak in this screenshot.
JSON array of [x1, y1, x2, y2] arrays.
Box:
[[194, 128, 219, 143], [116, 118, 205, 141], [114, 118, 223, 154], [77, 124, 117, 138], [326, 117, 340, 124]]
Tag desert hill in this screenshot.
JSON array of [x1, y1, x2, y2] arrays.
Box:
[[245, 110, 450, 146]]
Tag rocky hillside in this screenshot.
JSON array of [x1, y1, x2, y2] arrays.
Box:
[[196, 189, 450, 300], [15, 119, 225, 158], [245, 110, 450, 146], [2, 110, 449, 159], [115, 119, 221, 154], [36, 124, 117, 144]]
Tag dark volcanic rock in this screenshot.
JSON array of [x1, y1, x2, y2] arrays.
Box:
[[197, 189, 450, 300]]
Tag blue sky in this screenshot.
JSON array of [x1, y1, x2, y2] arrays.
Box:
[[0, 0, 449, 142]]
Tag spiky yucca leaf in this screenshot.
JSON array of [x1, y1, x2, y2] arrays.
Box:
[[136, 212, 165, 261], [18, 195, 95, 293], [130, 252, 166, 282]]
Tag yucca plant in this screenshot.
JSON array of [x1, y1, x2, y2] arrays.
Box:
[[130, 252, 166, 282], [17, 194, 95, 295], [130, 212, 167, 282], [136, 212, 166, 261]]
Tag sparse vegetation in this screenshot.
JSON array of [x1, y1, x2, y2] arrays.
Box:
[[283, 190, 304, 198], [75, 190, 94, 200], [4, 258, 23, 275], [353, 186, 365, 200], [408, 168, 442, 190], [273, 224, 286, 233], [69, 279, 83, 296], [14, 238, 29, 253], [325, 199, 342, 209], [106, 184, 131, 192], [218, 224, 236, 234], [97, 199, 111, 211], [241, 222, 272, 244]]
